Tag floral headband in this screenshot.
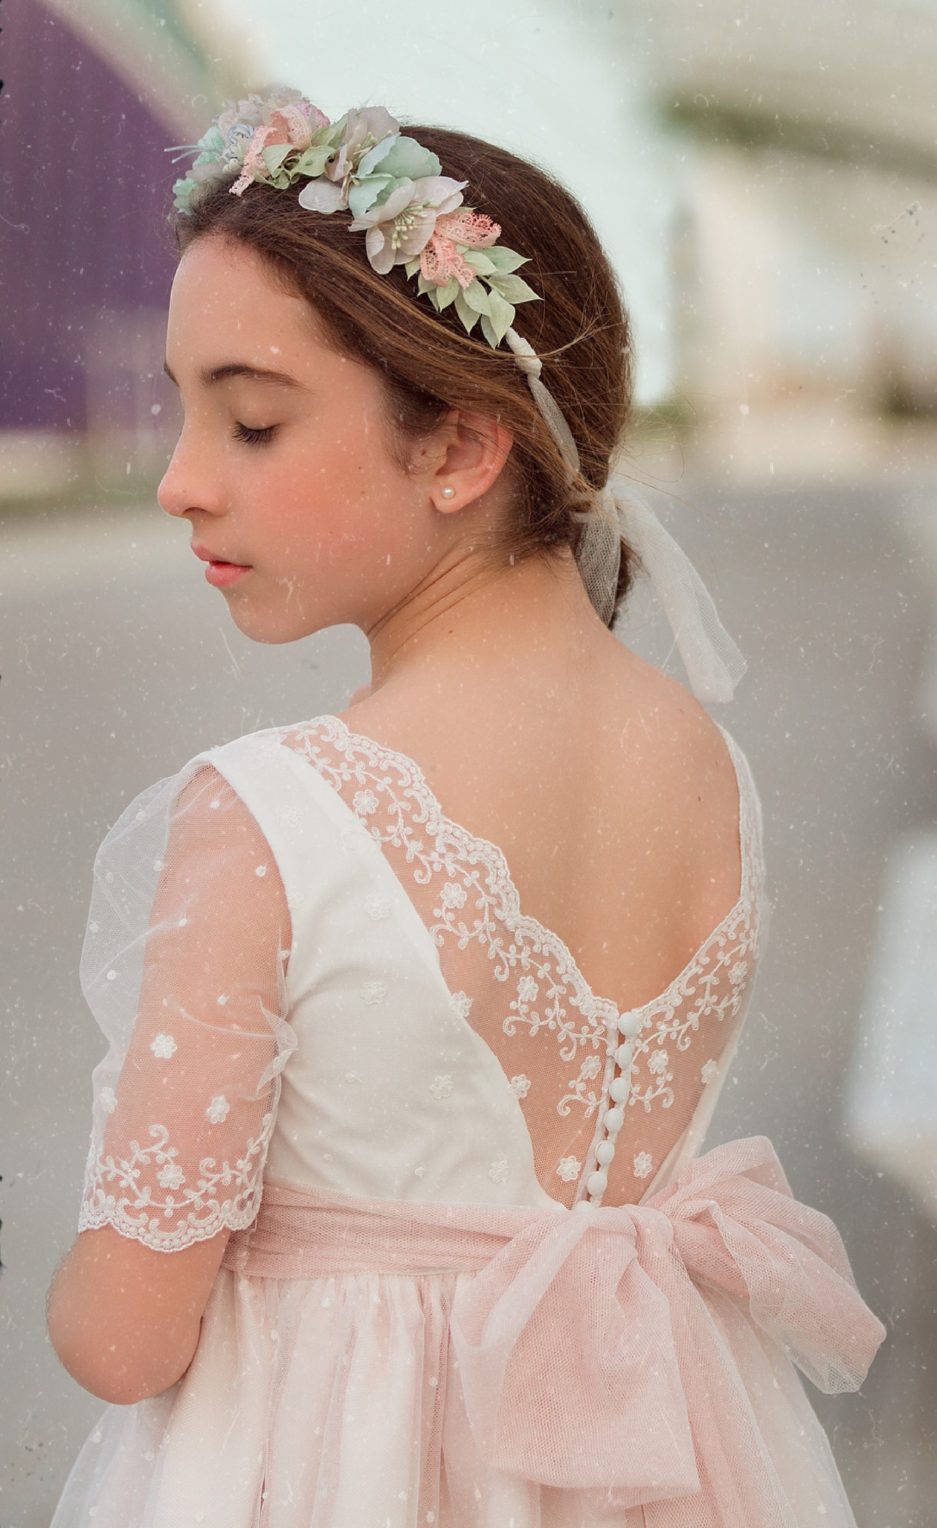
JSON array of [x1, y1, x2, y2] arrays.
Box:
[[165, 86, 539, 352]]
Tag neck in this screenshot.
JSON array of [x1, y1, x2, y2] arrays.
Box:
[[364, 544, 613, 701]]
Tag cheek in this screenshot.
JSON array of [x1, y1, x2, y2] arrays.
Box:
[[256, 450, 391, 570]]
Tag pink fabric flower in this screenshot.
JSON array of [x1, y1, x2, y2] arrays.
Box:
[[230, 103, 328, 197], [421, 207, 502, 290]]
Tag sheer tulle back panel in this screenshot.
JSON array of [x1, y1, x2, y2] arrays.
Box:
[[283, 716, 767, 1210]]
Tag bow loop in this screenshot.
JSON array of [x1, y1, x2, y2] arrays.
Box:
[[448, 1134, 887, 1504], [450, 1200, 698, 1502]]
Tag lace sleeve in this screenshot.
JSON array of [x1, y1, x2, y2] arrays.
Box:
[[76, 755, 299, 1253]]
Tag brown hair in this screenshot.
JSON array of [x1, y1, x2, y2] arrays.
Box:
[[165, 120, 641, 627]]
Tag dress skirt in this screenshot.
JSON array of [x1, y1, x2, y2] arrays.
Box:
[[49, 1134, 887, 1528]]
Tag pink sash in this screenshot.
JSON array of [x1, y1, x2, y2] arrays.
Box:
[[221, 1134, 886, 1510]]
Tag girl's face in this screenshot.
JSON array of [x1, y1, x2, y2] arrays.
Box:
[[158, 235, 482, 646]]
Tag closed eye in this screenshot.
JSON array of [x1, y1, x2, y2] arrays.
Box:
[[232, 422, 277, 447]]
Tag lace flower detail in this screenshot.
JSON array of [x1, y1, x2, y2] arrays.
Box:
[[556, 1155, 581, 1183]]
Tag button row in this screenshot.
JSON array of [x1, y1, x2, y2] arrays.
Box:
[[576, 1011, 644, 1209]]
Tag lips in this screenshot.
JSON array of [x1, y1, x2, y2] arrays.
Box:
[[192, 545, 250, 567]]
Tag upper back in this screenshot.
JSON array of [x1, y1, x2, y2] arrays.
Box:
[[273, 645, 769, 1207]]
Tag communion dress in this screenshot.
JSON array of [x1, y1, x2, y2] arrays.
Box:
[[50, 710, 887, 1527]]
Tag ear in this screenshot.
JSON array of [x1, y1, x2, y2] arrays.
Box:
[[421, 407, 516, 511]]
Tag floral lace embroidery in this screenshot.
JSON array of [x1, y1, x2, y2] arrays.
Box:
[[78, 1106, 279, 1251], [285, 715, 765, 1139]]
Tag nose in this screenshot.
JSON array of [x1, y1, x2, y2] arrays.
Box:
[[157, 430, 221, 521]]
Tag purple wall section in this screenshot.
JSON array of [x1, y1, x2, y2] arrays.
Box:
[[1, 1, 186, 430]]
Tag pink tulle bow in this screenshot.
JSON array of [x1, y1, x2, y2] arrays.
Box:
[[222, 1134, 887, 1510], [447, 1134, 887, 1503]]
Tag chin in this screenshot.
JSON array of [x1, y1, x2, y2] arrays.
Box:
[[224, 605, 330, 646]]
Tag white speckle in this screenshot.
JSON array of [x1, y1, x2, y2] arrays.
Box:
[[150, 1033, 178, 1059], [216, 993, 229, 1005], [105, 969, 118, 982], [556, 1155, 581, 1182], [206, 1094, 230, 1124], [633, 1151, 654, 1179], [255, 864, 267, 877]]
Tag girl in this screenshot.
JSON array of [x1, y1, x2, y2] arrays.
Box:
[[47, 88, 885, 1526]]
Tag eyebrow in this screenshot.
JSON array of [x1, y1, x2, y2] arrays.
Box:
[[162, 358, 310, 391]]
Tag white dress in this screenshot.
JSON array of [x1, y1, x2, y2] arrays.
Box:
[[49, 712, 886, 1527]]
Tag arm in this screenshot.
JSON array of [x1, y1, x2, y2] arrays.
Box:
[[47, 761, 296, 1404]]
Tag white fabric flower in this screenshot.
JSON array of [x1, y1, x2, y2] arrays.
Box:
[[206, 1094, 231, 1124], [556, 1155, 581, 1183], [157, 1162, 186, 1190]]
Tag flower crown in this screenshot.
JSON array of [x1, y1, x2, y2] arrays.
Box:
[[165, 87, 541, 351]]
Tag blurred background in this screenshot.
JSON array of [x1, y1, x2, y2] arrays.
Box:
[[2, 0, 936, 1522]]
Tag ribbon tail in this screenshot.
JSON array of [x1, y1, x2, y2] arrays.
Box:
[[618, 485, 748, 703]]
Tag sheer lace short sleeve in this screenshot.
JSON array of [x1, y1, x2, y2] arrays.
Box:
[[76, 750, 299, 1253]]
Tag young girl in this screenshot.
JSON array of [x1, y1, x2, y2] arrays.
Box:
[[46, 87, 886, 1526]]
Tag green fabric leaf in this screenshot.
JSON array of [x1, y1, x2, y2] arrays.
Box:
[[433, 277, 461, 312], [484, 245, 530, 274], [453, 289, 481, 336], [485, 272, 541, 305], [480, 287, 515, 347], [290, 146, 334, 179], [460, 278, 492, 317], [461, 249, 497, 277], [261, 142, 295, 174]]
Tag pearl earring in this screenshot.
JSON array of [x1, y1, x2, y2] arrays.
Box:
[[440, 486, 456, 499]]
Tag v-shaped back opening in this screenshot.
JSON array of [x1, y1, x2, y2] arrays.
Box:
[[304, 712, 753, 1027], [276, 710, 764, 1210]]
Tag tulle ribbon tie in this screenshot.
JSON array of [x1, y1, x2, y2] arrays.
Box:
[[222, 1133, 886, 1509]]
